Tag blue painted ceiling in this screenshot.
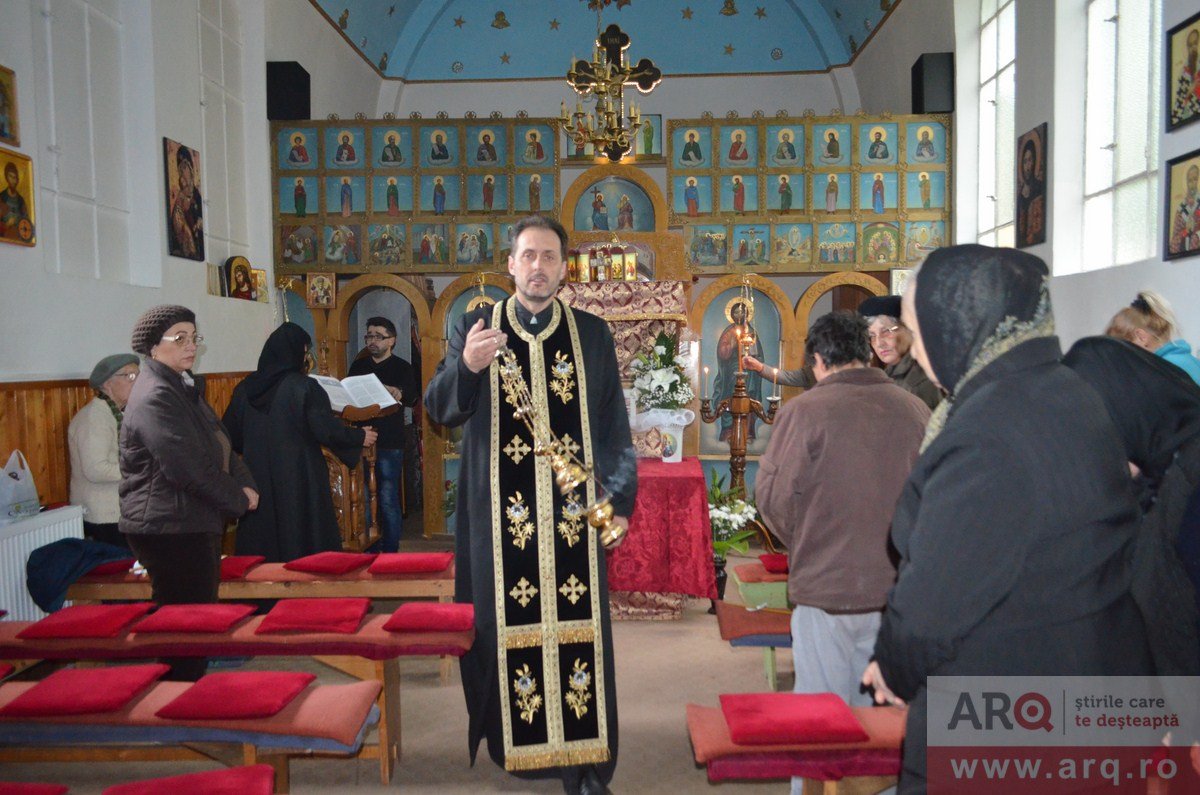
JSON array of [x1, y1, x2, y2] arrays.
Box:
[[313, 0, 899, 81]]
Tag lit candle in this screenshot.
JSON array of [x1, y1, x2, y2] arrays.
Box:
[[703, 366, 710, 399], [773, 365, 780, 399]]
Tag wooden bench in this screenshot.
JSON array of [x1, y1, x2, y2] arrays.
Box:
[[713, 600, 792, 690], [0, 616, 473, 784], [731, 561, 789, 611], [686, 701, 903, 794], [0, 680, 381, 794], [65, 562, 458, 683]]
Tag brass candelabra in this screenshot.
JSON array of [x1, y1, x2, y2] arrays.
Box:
[[559, 23, 662, 162], [495, 346, 625, 549]]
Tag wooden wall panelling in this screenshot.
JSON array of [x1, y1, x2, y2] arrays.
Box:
[[0, 373, 248, 507]]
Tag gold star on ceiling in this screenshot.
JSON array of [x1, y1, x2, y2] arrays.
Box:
[[453, 16, 465, 28], [500, 52, 511, 64], [724, 43, 735, 56], [681, 7, 693, 20], [549, 18, 560, 30], [755, 6, 766, 18]]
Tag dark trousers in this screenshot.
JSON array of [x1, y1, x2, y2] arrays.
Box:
[[124, 531, 222, 681], [84, 521, 130, 550]]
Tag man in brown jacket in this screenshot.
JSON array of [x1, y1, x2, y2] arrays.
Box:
[[756, 311, 929, 710]]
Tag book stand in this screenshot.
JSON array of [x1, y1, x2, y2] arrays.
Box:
[[324, 403, 400, 551]]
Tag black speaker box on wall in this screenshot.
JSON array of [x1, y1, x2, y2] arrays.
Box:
[[912, 53, 955, 114], [267, 61, 311, 121]]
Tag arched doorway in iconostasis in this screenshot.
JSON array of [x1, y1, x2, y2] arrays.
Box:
[[325, 274, 434, 536], [426, 272, 513, 537], [688, 272, 887, 497], [689, 274, 799, 488], [561, 162, 688, 282]]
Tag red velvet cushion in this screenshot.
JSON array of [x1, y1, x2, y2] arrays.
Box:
[[131, 604, 256, 634], [101, 764, 275, 795], [383, 602, 474, 633], [154, 672, 316, 720], [15, 603, 155, 639], [220, 555, 266, 580], [0, 784, 69, 795], [0, 664, 13, 679], [87, 557, 136, 576], [368, 552, 454, 575], [759, 553, 789, 574], [282, 551, 376, 575], [719, 692, 869, 745], [0, 663, 168, 717], [254, 597, 370, 634]]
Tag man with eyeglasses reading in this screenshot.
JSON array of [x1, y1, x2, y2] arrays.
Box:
[[347, 316, 419, 551]]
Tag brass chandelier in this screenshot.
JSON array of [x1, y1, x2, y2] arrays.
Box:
[[559, 20, 662, 163]]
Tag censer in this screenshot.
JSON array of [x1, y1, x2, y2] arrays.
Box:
[[495, 346, 626, 549]]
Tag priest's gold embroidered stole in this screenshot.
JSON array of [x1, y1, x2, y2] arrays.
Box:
[[489, 298, 611, 771]]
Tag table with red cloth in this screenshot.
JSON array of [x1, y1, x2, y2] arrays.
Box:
[[607, 457, 716, 618]]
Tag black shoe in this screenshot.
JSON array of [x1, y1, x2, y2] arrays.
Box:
[[561, 765, 584, 795], [580, 766, 610, 795]]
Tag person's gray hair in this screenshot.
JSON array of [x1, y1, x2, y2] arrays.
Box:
[[863, 314, 901, 327]]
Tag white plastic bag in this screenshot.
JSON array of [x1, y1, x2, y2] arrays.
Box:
[[0, 450, 40, 524]]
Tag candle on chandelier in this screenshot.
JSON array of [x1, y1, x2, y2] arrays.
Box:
[[773, 365, 780, 399], [703, 366, 710, 399]]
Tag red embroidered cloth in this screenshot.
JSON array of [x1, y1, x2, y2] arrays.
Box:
[[606, 457, 717, 599]]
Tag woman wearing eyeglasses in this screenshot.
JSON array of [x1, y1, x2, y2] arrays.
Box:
[[67, 353, 141, 549], [742, 295, 941, 410], [859, 294, 941, 410], [119, 304, 259, 680]]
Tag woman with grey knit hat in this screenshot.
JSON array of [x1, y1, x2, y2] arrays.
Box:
[[118, 304, 258, 680], [67, 352, 140, 549]]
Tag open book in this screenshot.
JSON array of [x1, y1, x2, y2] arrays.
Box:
[[309, 373, 399, 413]]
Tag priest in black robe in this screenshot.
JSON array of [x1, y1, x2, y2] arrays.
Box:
[[425, 215, 637, 795], [223, 323, 375, 561]]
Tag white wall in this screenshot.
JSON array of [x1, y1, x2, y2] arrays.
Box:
[[950, 0, 1200, 347], [264, 0, 382, 118], [1052, 0, 1200, 349], [851, 0, 955, 114], [0, 0, 275, 381]]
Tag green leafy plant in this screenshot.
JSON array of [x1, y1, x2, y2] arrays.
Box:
[[707, 470, 757, 562], [630, 331, 694, 411]]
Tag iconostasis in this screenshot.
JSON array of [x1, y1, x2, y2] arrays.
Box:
[[667, 113, 952, 274], [268, 111, 951, 537], [271, 117, 561, 276]]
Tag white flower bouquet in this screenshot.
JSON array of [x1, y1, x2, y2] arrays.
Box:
[[630, 331, 695, 411]]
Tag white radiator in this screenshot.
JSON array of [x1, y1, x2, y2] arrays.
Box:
[[0, 505, 85, 621]]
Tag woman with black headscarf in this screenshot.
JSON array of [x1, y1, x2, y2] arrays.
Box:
[[223, 323, 377, 560], [1064, 336, 1200, 675], [862, 246, 1152, 793]]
